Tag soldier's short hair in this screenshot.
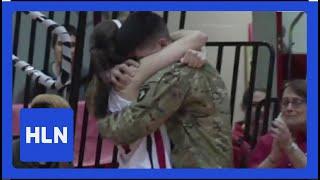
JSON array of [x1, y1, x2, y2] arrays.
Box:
[[115, 11, 170, 57]]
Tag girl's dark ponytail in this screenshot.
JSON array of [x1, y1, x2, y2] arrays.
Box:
[[86, 20, 125, 118]]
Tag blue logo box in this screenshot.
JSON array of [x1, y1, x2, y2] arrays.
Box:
[[20, 108, 73, 162]]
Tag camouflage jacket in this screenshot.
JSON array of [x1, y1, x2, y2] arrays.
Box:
[[98, 63, 233, 168]]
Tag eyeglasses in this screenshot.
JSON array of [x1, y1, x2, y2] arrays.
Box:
[[281, 98, 306, 108]]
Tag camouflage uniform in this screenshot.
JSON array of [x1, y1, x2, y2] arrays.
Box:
[[98, 63, 232, 168]]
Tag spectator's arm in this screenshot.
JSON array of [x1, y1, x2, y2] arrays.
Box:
[[284, 141, 307, 168]]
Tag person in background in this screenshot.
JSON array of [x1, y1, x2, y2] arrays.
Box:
[[13, 94, 72, 168], [14, 25, 79, 103], [233, 88, 267, 144], [50, 24, 77, 78], [248, 79, 307, 168], [48, 24, 89, 100], [232, 88, 266, 168]]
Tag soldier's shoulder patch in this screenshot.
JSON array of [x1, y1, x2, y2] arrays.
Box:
[[137, 85, 150, 102]]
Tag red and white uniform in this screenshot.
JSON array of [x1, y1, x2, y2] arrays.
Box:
[[108, 89, 171, 168]]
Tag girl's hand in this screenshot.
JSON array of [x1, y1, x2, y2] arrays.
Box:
[[102, 60, 139, 91], [180, 48, 207, 68]]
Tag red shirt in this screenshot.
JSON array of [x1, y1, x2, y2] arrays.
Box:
[[248, 132, 306, 168], [233, 121, 245, 139], [232, 121, 251, 168]]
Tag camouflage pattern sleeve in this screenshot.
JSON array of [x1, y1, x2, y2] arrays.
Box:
[[166, 64, 232, 168], [97, 65, 194, 145]]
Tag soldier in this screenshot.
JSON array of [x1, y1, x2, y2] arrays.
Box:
[[87, 17, 208, 168], [98, 12, 233, 168]]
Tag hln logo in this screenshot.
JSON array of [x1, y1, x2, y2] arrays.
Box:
[[26, 127, 68, 144], [20, 108, 73, 162]]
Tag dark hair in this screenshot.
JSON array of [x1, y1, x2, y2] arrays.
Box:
[[283, 79, 307, 101], [115, 11, 170, 57], [90, 21, 126, 77], [87, 12, 170, 118], [52, 24, 77, 48], [241, 88, 266, 109], [86, 75, 111, 118], [87, 12, 169, 118], [87, 20, 127, 118]]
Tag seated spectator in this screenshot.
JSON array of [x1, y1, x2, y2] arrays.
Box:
[[13, 94, 72, 168], [233, 88, 267, 144], [232, 88, 266, 168], [15, 24, 86, 103], [232, 133, 251, 168], [40, 24, 88, 100], [248, 79, 307, 168]]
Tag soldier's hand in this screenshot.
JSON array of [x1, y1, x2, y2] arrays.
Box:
[[180, 49, 207, 68], [100, 60, 139, 91]]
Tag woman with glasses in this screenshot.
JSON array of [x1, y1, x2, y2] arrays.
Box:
[[248, 79, 307, 168]]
